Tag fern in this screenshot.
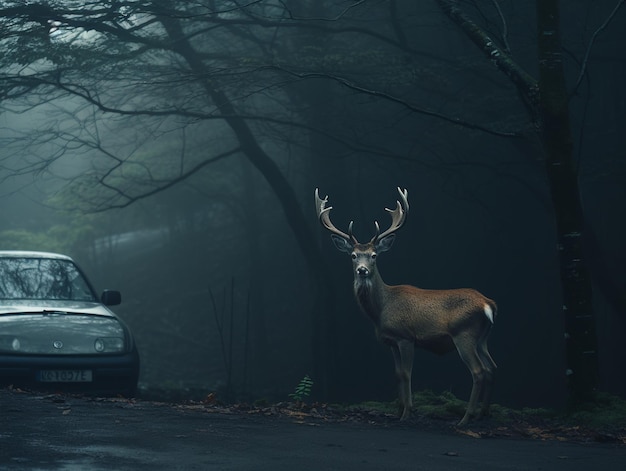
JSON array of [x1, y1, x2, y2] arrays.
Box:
[[289, 375, 313, 402]]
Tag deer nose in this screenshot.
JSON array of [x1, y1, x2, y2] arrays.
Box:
[[357, 266, 369, 277]]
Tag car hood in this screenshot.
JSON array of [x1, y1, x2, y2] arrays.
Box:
[[0, 302, 128, 355], [0, 300, 114, 317]]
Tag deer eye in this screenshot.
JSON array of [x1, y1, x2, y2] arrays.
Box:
[[351, 252, 357, 260], [371, 253, 377, 260]]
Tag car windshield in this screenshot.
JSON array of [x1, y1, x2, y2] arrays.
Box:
[[0, 257, 97, 302]]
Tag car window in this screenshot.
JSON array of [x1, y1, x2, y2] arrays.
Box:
[[0, 258, 97, 301]]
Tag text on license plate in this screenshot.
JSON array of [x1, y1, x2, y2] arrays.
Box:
[[39, 370, 93, 383]]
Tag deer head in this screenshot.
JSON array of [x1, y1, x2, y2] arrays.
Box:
[[315, 187, 409, 279]]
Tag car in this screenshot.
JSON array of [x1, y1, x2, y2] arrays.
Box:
[[0, 250, 139, 396]]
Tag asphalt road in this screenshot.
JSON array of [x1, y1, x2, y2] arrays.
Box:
[[1, 389, 625, 470]]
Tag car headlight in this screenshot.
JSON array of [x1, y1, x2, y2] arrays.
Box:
[[94, 337, 124, 353], [0, 336, 22, 352]]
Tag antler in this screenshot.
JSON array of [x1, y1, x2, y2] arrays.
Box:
[[315, 188, 357, 243], [371, 187, 409, 243]]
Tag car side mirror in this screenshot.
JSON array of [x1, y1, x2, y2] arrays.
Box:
[[101, 289, 122, 306]]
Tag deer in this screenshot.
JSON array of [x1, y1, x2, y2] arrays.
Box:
[[315, 187, 497, 426]]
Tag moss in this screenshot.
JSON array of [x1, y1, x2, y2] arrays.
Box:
[[411, 390, 467, 419], [254, 398, 269, 407], [479, 403, 556, 424], [336, 389, 626, 427], [339, 390, 467, 419], [565, 392, 626, 427], [413, 390, 625, 429]]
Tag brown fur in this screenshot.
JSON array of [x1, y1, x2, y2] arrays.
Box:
[[352, 253, 497, 426]]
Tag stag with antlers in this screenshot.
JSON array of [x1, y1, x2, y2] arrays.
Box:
[[315, 187, 497, 426]]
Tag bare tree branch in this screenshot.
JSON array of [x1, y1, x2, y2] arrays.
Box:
[[435, 0, 539, 114], [571, 0, 625, 96], [269, 65, 522, 138]]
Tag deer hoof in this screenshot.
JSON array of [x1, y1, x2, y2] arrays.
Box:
[[457, 414, 471, 427]]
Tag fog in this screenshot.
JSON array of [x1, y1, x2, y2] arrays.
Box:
[[1, 1, 624, 410]]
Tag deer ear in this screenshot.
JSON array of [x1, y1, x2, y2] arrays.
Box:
[[330, 234, 353, 253], [375, 234, 396, 253]]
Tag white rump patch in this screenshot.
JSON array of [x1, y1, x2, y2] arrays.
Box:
[[483, 303, 494, 324]]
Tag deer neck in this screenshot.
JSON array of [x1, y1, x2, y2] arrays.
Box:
[[353, 270, 387, 323]]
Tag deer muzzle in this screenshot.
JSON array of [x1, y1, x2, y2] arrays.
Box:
[[356, 266, 370, 277]]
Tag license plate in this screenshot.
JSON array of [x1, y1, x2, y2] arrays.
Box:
[[38, 370, 93, 383]]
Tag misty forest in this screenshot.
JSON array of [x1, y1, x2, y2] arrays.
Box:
[[1, 1, 624, 413]]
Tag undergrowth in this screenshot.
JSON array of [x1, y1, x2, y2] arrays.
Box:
[[343, 389, 626, 428], [565, 391, 626, 427], [138, 382, 626, 431]]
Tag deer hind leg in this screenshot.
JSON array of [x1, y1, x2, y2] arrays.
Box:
[[390, 340, 415, 420], [454, 334, 487, 426], [477, 325, 496, 418]]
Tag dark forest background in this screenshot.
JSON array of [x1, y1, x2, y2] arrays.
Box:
[[1, 0, 624, 410]]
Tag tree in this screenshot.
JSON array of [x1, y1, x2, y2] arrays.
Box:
[[433, 0, 625, 403]]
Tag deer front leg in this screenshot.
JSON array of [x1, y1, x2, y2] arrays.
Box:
[[390, 340, 415, 420]]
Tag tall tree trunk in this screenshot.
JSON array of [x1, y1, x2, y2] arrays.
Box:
[[435, 0, 598, 401], [536, 0, 598, 402]]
